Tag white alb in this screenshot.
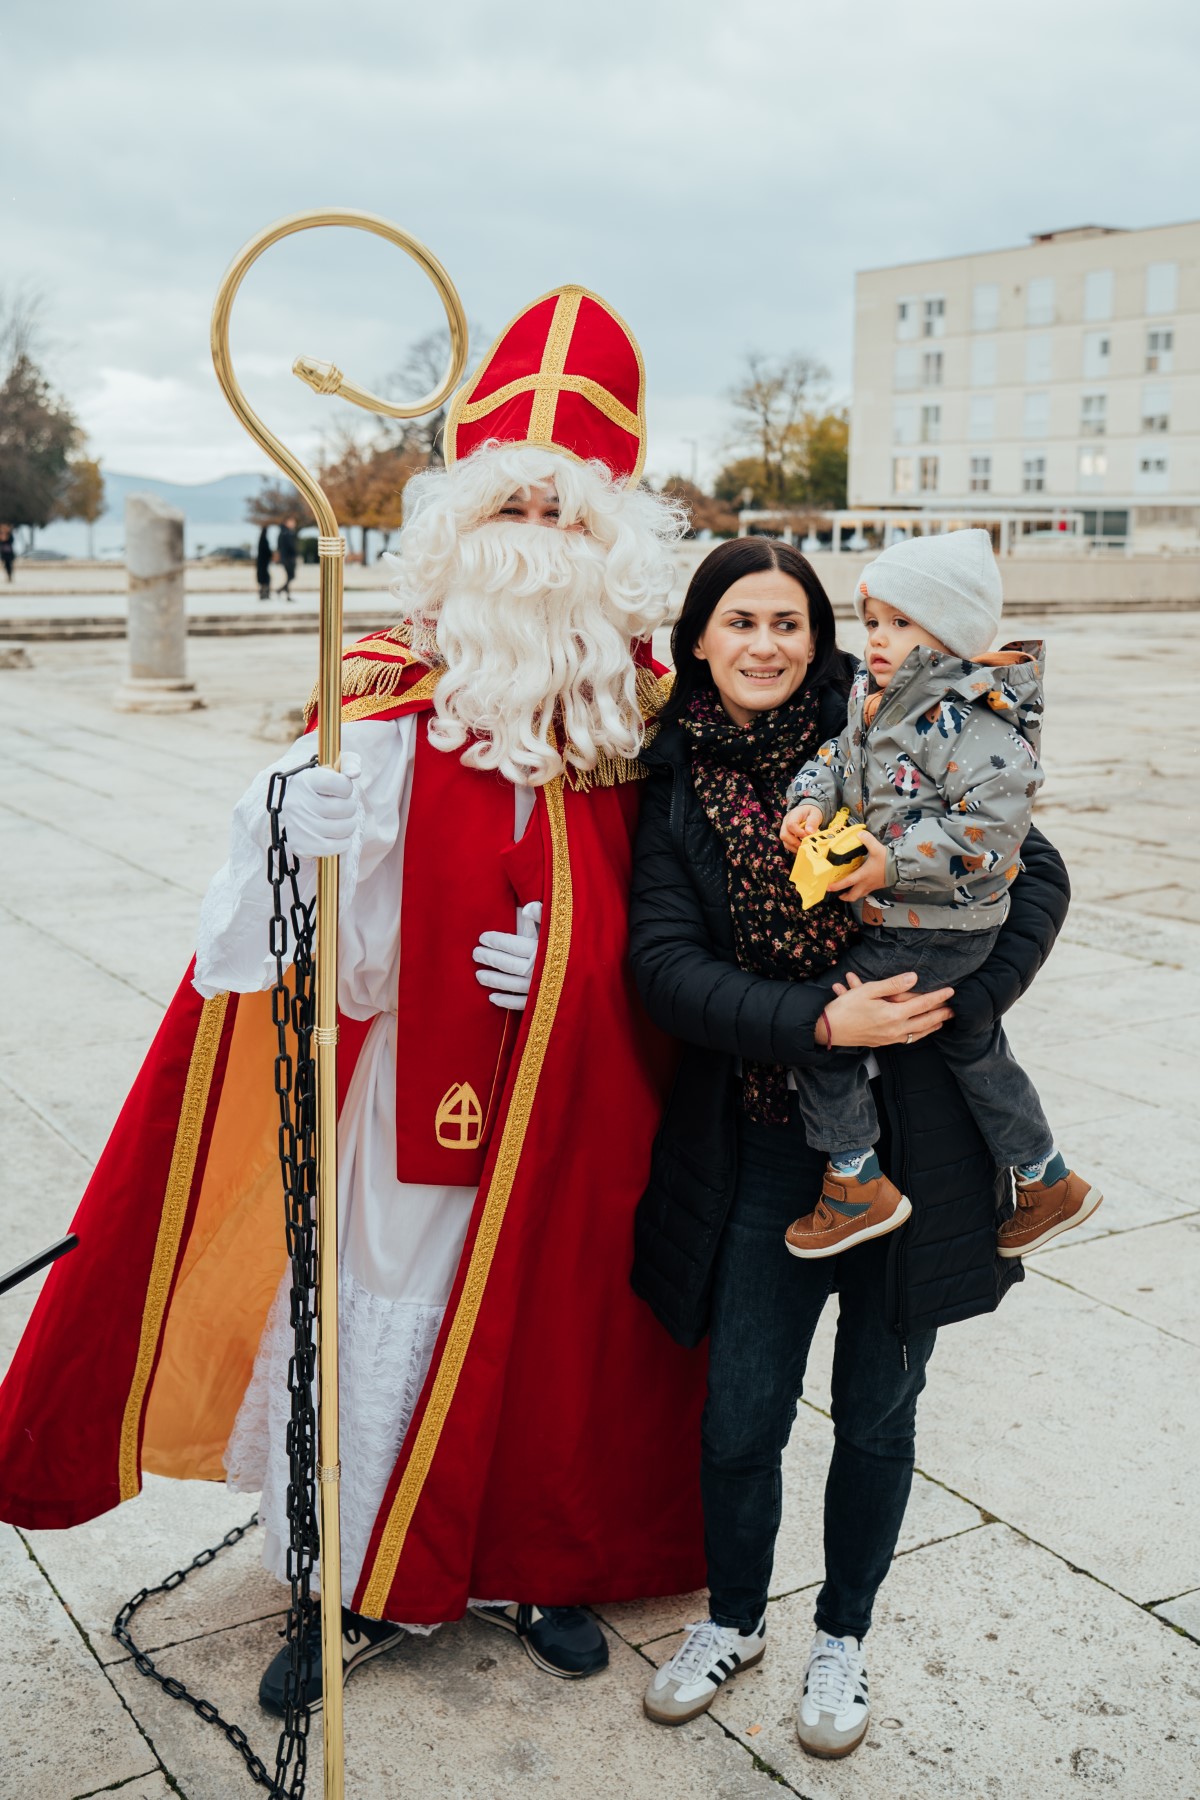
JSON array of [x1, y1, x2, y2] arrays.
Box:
[[198, 716, 534, 1608]]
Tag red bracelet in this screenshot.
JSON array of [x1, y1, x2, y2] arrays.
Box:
[[820, 1006, 834, 1050]]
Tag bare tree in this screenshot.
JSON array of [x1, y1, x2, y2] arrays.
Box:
[[378, 321, 484, 468], [246, 477, 314, 528], [726, 352, 832, 506]]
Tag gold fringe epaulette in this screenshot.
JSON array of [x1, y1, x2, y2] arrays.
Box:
[[563, 666, 674, 791], [302, 624, 434, 728]]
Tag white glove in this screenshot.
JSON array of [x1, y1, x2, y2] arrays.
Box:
[[473, 901, 542, 1011], [277, 753, 362, 858]]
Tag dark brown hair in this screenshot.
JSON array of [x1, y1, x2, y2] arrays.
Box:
[[664, 537, 854, 721]]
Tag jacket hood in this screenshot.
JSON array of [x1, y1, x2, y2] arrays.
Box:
[[863, 639, 1044, 739]]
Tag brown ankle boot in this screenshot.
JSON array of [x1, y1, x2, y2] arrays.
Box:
[[785, 1166, 912, 1261], [997, 1169, 1102, 1258]]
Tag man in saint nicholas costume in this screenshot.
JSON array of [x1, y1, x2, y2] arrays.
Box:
[[0, 287, 708, 1707]]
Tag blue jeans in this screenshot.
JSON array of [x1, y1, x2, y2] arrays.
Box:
[[702, 1096, 936, 1640]]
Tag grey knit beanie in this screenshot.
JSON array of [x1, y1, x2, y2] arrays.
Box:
[[855, 528, 1003, 660]]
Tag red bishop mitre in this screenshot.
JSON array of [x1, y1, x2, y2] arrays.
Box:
[[444, 285, 647, 486]]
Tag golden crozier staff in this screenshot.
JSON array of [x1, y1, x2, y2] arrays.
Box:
[[210, 211, 467, 1800]]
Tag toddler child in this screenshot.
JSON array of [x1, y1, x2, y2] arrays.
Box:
[[778, 528, 1099, 1261]]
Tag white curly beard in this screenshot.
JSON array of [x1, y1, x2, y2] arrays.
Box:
[[383, 445, 683, 787]]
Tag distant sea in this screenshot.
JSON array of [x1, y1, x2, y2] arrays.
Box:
[[33, 470, 274, 561]]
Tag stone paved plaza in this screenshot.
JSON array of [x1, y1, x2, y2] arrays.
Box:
[[1, 611, 1198, 1800]]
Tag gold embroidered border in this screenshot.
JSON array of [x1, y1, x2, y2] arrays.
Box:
[[359, 777, 573, 1615], [117, 992, 230, 1500], [527, 290, 581, 447], [456, 371, 640, 438], [444, 285, 648, 487]]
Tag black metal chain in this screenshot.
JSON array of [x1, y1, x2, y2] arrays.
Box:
[[112, 758, 323, 1797]]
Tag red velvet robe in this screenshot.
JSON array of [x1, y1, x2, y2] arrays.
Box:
[[0, 634, 707, 1623]]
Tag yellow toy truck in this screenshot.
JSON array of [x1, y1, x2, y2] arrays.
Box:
[[789, 808, 867, 910]]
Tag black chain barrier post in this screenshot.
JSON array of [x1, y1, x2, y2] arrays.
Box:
[[112, 759, 322, 1798]]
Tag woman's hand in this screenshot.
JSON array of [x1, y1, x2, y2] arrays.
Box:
[[780, 804, 823, 852], [827, 828, 888, 902], [816, 969, 953, 1048]]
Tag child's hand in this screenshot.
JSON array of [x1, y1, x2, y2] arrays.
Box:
[[781, 804, 823, 852], [828, 828, 889, 902]]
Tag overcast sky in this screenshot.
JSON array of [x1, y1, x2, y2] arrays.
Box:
[[6, 0, 1199, 488]]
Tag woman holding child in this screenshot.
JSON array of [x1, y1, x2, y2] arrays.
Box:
[[628, 534, 1072, 1759]]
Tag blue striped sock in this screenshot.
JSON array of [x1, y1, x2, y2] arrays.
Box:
[[1016, 1148, 1067, 1185], [830, 1149, 881, 1180]]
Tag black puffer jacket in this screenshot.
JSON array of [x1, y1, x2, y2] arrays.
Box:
[[628, 688, 1071, 1348]]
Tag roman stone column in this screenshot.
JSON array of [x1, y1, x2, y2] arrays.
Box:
[[114, 494, 203, 712]]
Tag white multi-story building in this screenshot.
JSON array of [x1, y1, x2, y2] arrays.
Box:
[[849, 221, 1200, 549]]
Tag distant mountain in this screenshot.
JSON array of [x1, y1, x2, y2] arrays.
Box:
[[100, 471, 270, 525]]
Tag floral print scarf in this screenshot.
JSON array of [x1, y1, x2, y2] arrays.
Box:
[[681, 684, 859, 1123]]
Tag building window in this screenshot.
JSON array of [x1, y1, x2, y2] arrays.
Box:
[[1135, 450, 1169, 494], [970, 339, 997, 387], [892, 402, 917, 444], [892, 456, 915, 495], [920, 403, 941, 443], [1023, 391, 1050, 437], [922, 295, 946, 338], [1083, 332, 1111, 379], [1022, 453, 1046, 494], [1146, 327, 1174, 373], [921, 349, 943, 386], [1141, 384, 1170, 433], [1026, 276, 1055, 326], [896, 297, 920, 341], [1078, 446, 1108, 492], [894, 345, 918, 390], [972, 283, 999, 331], [1025, 335, 1052, 383], [969, 455, 992, 494], [1080, 392, 1107, 436], [1084, 269, 1114, 321], [918, 456, 938, 493], [968, 395, 995, 441], [1145, 262, 1178, 316]]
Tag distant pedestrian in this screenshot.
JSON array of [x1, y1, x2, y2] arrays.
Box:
[[255, 526, 272, 601], [0, 525, 14, 584], [276, 515, 298, 602]]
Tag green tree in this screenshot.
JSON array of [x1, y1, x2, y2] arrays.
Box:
[[712, 455, 771, 510], [0, 291, 81, 546], [56, 455, 106, 557], [0, 354, 80, 545], [802, 407, 849, 510]]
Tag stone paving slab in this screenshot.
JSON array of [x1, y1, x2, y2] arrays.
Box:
[[1155, 1591, 1200, 1640], [1, 616, 1198, 1796], [1036, 1215, 1200, 1346], [23, 1477, 279, 1667], [0, 1526, 158, 1800], [690, 1525, 1200, 1800], [601, 1405, 983, 1649], [108, 1614, 784, 1800], [897, 1276, 1200, 1606]]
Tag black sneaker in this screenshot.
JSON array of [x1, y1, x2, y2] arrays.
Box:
[[469, 1603, 608, 1679], [258, 1607, 406, 1717]]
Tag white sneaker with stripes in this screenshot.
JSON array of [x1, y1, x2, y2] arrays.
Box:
[[642, 1614, 767, 1725], [796, 1628, 870, 1758]]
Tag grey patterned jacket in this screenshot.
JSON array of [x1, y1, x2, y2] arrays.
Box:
[[787, 640, 1046, 932]]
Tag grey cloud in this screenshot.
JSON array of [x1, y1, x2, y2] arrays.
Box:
[[5, 0, 1198, 481]]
